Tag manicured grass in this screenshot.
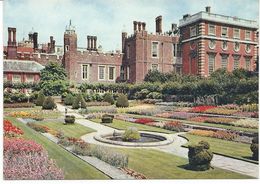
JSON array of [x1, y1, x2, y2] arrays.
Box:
[[34, 121, 96, 138], [182, 134, 257, 163], [128, 114, 258, 133], [91, 118, 174, 134], [115, 148, 253, 179], [6, 117, 109, 179]]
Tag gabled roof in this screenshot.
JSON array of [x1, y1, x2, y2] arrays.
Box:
[[4, 59, 44, 73]]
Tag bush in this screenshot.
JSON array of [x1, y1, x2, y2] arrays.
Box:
[[35, 92, 45, 106], [122, 127, 141, 141], [188, 141, 213, 171], [116, 94, 129, 107], [250, 135, 258, 161], [101, 114, 114, 123], [64, 94, 74, 106], [42, 97, 56, 110], [64, 115, 75, 124], [72, 94, 87, 109], [103, 93, 115, 105]]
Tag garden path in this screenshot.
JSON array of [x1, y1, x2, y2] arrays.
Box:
[[56, 103, 259, 178]]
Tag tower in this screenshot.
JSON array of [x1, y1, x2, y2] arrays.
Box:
[[64, 20, 77, 53], [7, 27, 17, 59]]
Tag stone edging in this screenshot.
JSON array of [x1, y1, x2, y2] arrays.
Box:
[[94, 131, 174, 147]]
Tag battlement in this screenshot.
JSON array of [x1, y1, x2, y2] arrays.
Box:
[[75, 50, 123, 58]]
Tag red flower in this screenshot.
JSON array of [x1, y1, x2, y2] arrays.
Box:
[[190, 106, 216, 113], [135, 118, 155, 124], [4, 120, 24, 136]]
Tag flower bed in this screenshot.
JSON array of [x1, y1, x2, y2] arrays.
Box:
[[204, 117, 237, 126], [233, 111, 258, 118], [135, 118, 155, 124], [188, 116, 209, 123], [189, 129, 238, 141], [190, 106, 216, 113], [4, 138, 64, 180], [4, 120, 24, 137], [8, 111, 44, 121], [219, 104, 240, 110], [155, 112, 173, 118], [163, 121, 184, 132], [170, 112, 198, 120], [230, 119, 258, 129], [27, 123, 50, 133], [4, 103, 36, 108], [204, 108, 238, 115]]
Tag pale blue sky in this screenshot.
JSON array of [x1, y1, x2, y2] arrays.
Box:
[[3, 0, 259, 51]]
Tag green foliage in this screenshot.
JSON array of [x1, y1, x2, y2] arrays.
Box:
[[144, 70, 168, 83], [122, 127, 141, 141], [134, 89, 150, 100], [35, 91, 45, 106], [64, 94, 74, 106], [250, 135, 259, 161], [116, 94, 129, 107], [42, 96, 56, 110], [4, 92, 28, 103], [188, 141, 213, 171], [4, 81, 38, 89], [146, 92, 162, 99], [72, 94, 87, 109], [64, 115, 75, 124], [101, 114, 114, 123], [40, 62, 67, 81], [103, 93, 114, 105]]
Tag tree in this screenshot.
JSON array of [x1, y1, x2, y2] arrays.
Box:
[[144, 70, 167, 83], [103, 93, 114, 105], [35, 91, 45, 106], [72, 94, 87, 109], [116, 94, 129, 107], [39, 62, 69, 96], [42, 97, 57, 110]]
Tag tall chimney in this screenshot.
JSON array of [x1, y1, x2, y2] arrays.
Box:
[[122, 32, 127, 52], [138, 22, 142, 31], [93, 36, 97, 51], [87, 36, 91, 50], [33, 32, 38, 49], [8, 28, 11, 46], [90, 36, 94, 50], [156, 16, 162, 34], [142, 22, 146, 31], [172, 23, 177, 31], [7, 27, 17, 59], [133, 21, 137, 32], [206, 6, 211, 13]]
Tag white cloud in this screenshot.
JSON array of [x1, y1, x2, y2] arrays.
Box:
[[3, 0, 259, 52]]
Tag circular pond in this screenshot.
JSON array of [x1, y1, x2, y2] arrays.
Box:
[[94, 131, 174, 147]]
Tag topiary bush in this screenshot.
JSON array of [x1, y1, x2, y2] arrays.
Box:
[[64, 115, 75, 124], [64, 94, 74, 106], [103, 93, 115, 105], [42, 97, 56, 110], [72, 94, 87, 109], [116, 94, 129, 107], [188, 141, 213, 171], [250, 135, 258, 161], [101, 114, 114, 123], [35, 91, 45, 106], [122, 127, 141, 142]]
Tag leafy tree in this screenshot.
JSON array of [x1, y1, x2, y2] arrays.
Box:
[[116, 94, 129, 107], [72, 94, 87, 109], [103, 93, 114, 105], [144, 70, 167, 83], [42, 96, 56, 110], [35, 91, 45, 106], [64, 94, 74, 106]]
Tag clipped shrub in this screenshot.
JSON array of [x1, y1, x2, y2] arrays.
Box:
[[103, 93, 115, 105], [64, 115, 75, 124], [64, 94, 74, 106], [72, 94, 87, 109], [35, 91, 45, 106], [42, 97, 56, 110], [101, 114, 114, 123], [122, 127, 141, 141], [250, 135, 258, 161], [188, 141, 213, 171], [116, 94, 129, 107]]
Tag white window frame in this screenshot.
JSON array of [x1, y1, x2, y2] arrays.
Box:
[[208, 54, 215, 75], [151, 64, 159, 71], [81, 64, 89, 80], [221, 55, 228, 68], [234, 42, 240, 52], [98, 65, 106, 80], [233, 56, 240, 70], [233, 28, 240, 39], [221, 27, 228, 37], [190, 26, 197, 37], [26, 74, 34, 83], [12, 74, 21, 83], [222, 41, 228, 50], [245, 57, 251, 70], [208, 24, 216, 36], [245, 30, 251, 40], [65, 45, 69, 52], [108, 66, 116, 81], [151, 41, 159, 58], [208, 40, 216, 49]]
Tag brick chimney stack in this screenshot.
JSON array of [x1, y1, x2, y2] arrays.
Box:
[[33, 32, 38, 50], [7, 27, 17, 59], [206, 6, 211, 13], [93, 36, 97, 51], [122, 32, 127, 52], [87, 36, 91, 50], [142, 22, 146, 31], [156, 15, 162, 34], [133, 21, 137, 32]]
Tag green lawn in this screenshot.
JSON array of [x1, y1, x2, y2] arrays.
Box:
[[34, 121, 96, 138], [182, 134, 257, 163], [128, 114, 258, 133], [91, 118, 174, 134], [115, 148, 253, 179], [6, 117, 109, 179]]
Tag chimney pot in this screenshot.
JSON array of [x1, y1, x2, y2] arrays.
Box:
[[155, 15, 162, 34], [206, 6, 211, 13]]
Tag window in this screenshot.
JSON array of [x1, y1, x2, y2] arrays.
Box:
[[127, 45, 130, 59], [108, 66, 115, 80], [245, 44, 251, 53], [152, 42, 159, 57], [208, 40, 216, 49], [245, 31, 251, 40], [173, 44, 177, 57], [82, 65, 89, 80], [233, 56, 240, 69], [190, 26, 197, 37], [98, 66, 105, 80], [234, 42, 240, 52], [221, 55, 228, 68], [222, 41, 228, 50], [4, 74, 7, 82], [65, 45, 69, 52], [245, 58, 251, 70], [151, 64, 158, 71], [26, 75, 34, 82], [12, 74, 21, 83], [221, 27, 228, 37], [208, 25, 216, 35], [233, 28, 240, 39], [208, 54, 215, 75]]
